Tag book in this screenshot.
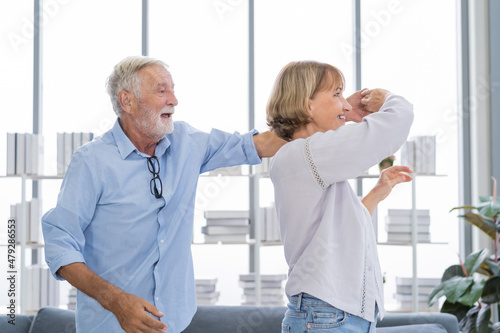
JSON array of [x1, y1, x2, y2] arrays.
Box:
[[239, 273, 287, 282], [40, 266, 49, 308], [387, 232, 430, 243], [206, 218, 249, 226], [396, 277, 441, 287], [7, 133, 16, 175], [396, 285, 436, 295], [203, 234, 247, 243], [387, 209, 430, 217], [242, 288, 284, 296], [72, 132, 82, 155], [238, 280, 284, 289], [201, 225, 249, 235], [204, 210, 250, 219], [196, 291, 220, 299], [31, 134, 44, 175], [16, 133, 26, 175], [196, 284, 216, 293], [401, 136, 436, 175], [57, 133, 64, 175], [63, 132, 72, 173], [385, 224, 429, 233], [195, 277, 218, 285], [30, 198, 43, 243]]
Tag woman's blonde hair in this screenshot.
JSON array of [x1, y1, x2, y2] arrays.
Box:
[[266, 61, 345, 141]]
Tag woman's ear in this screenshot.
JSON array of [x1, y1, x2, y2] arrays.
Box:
[[307, 98, 314, 117]]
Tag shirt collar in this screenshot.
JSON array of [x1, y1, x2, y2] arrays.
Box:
[[111, 119, 171, 159]]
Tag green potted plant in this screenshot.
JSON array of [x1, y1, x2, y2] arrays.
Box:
[[428, 177, 500, 333]]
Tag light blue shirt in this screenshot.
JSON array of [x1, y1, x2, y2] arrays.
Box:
[[42, 120, 261, 333]]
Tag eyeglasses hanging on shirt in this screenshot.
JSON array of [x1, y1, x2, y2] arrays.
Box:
[[147, 156, 163, 199]]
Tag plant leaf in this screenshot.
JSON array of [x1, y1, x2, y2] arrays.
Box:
[[477, 198, 500, 218], [428, 282, 446, 306], [442, 264, 467, 281], [484, 258, 500, 276], [491, 322, 500, 333], [459, 306, 479, 333], [481, 276, 500, 304], [479, 196, 493, 203], [440, 300, 472, 323], [443, 276, 474, 303], [450, 206, 477, 212], [463, 212, 497, 240], [465, 249, 490, 275], [476, 304, 491, 333], [458, 280, 485, 306]]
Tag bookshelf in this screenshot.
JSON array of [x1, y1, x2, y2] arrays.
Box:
[[357, 173, 448, 312], [1, 174, 64, 314], [193, 161, 285, 306]]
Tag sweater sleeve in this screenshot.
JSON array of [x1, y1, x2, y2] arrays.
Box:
[[307, 94, 414, 186]]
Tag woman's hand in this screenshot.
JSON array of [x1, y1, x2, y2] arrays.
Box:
[[362, 166, 413, 214], [346, 88, 372, 122], [346, 88, 390, 122]]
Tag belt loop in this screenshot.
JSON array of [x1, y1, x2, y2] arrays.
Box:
[[296, 293, 303, 311]]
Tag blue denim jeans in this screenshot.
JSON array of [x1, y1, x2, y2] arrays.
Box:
[[282, 293, 377, 333]]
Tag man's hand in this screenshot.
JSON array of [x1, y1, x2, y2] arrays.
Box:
[[58, 263, 168, 333], [346, 89, 372, 122], [361, 88, 390, 112], [107, 291, 168, 333], [253, 131, 287, 158], [362, 166, 413, 214], [346, 88, 391, 122]]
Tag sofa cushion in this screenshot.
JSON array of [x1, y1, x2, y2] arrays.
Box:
[[28, 307, 76, 333], [378, 323, 447, 333], [0, 314, 33, 333], [184, 305, 286, 333], [376, 312, 459, 333]]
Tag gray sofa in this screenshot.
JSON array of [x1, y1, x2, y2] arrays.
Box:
[[1, 305, 459, 333]]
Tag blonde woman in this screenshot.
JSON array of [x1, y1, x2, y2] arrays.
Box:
[[267, 61, 414, 333]]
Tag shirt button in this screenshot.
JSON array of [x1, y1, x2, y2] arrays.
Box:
[[156, 297, 159, 301], [160, 239, 164, 243]]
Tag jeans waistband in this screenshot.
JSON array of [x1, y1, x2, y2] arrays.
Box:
[[289, 293, 331, 309]]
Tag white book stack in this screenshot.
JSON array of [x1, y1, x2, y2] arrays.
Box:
[[394, 276, 440, 311], [26, 265, 60, 312], [9, 199, 44, 244], [385, 209, 431, 243], [67, 287, 77, 310], [401, 136, 436, 175], [260, 204, 281, 243], [57, 132, 94, 175], [239, 273, 287, 306], [195, 277, 219, 305], [203, 210, 250, 244], [6, 133, 44, 176]]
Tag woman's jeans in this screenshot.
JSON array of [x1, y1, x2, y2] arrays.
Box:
[[282, 293, 377, 333]]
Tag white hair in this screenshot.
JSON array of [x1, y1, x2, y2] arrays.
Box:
[[106, 56, 168, 117]]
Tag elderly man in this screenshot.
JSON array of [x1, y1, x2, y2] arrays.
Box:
[[42, 56, 285, 333]]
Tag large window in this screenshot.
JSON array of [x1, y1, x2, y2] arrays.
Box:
[[0, 0, 461, 311]]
